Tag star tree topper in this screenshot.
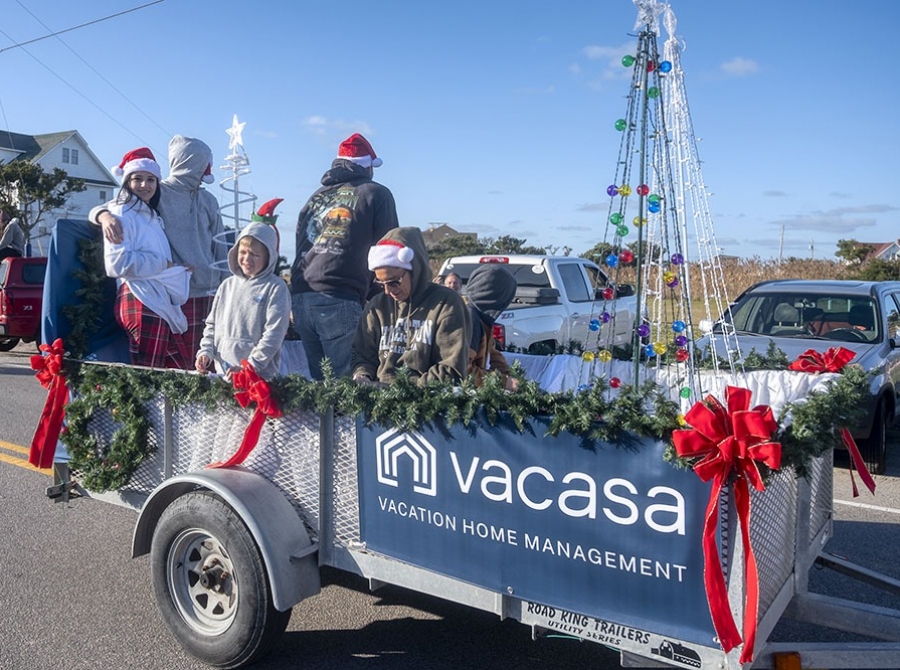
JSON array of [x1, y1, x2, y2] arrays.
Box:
[[226, 114, 246, 150], [633, 0, 666, 33]]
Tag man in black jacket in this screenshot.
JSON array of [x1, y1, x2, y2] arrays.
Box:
[[290, 134, 399, 379]]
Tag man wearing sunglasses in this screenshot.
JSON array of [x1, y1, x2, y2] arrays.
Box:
[[351, 227, 470, 387]]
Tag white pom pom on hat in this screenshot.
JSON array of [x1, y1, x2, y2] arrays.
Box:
[[202, 162, 214, 184], [337, 133, 383, 168], [111, 147, 162, 182], [368, 238, 414, 271]]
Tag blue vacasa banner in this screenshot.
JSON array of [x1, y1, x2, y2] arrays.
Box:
[[356, 412, 717, 645]]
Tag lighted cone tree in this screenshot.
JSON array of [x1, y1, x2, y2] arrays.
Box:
[[580, 0, 743, 407]]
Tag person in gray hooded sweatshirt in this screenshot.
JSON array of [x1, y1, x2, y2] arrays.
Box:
[[195, 220, 290, 380], [91, 135, 227, 362], [465, 264, 519, 391]]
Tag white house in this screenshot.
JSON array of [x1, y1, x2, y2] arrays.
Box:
[[0, 130, 117, 256]]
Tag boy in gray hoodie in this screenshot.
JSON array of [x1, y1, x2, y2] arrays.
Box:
[[195, 218, 290, 380]]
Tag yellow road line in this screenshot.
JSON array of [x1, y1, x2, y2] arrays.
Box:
[[0, 440, 51, 474]]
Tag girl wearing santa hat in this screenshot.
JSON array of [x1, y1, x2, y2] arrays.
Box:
[[103, 147, 192, 368]]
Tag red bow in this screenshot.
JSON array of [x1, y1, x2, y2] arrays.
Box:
[[672, 386, 782, 663], [208, 361, 281, 468], [788, 347, 855, 373], [29, 338, 69, 469], [787, 347, 875, 497]]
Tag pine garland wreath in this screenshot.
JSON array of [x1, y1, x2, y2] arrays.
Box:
[[60, 237, 109, 359]]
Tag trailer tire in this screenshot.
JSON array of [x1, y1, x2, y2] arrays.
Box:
[[150, 490, 291, 669]]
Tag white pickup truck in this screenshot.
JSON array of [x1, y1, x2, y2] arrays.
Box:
[[438, 254, 640, 354]]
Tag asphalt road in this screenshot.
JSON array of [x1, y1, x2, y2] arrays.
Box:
[[1, 339, 899, 670]]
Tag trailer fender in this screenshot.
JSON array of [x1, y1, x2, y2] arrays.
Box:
[[132, 468, 321, 611]]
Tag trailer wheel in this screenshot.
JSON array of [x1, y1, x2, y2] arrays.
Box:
[[150, 490, 291, 669], [0, 337, 19, 351]]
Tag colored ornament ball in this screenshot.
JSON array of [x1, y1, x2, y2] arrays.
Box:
[[615, 119, 627, 131], [610, 211, 624, 224], [598, 349, 613, 363], [647, 193, 661, 204], [609, 377, 621, 389], [670, 252, 684, 265], [671, 320, 686, 333], [619, 184, 632, 196], [600, 311, 611, 323], [647, 60, 655, 72], [676, 414, 687, 426], [637, 323, 650, 338], [648, 202, 661, 214], [582, 351, 595, 362], [607, 185, 620, 197], [601, 287, 615, 300], [674, 335, 688, 347], [659, 60, 672, 73], [647, 86, 660, 99], [675, 348, 690, 362], [663, 271, 676, 284], [644, 343, 657, 357], [636, 184, 649, 196], [606, 254, 619, 267], [652, 341, 667, 355], [633, 216, 646, 227], [622, 54, 635, 67], [679, 387, 692, 399], [589, 318, 601, 331], [619, 249, 634, 264], [578, 384, 591, 392], [667, 277, 679, 288], [616, 224, 630, 237]]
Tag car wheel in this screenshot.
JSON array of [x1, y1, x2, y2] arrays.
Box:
[[860, 402, 888, 476], [150, 490, 291, 669], [0, 337, 20, 351]]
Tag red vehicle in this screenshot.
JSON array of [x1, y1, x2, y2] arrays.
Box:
[[0, 256, 47, 351]]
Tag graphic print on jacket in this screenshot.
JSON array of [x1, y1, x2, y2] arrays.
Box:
[[379, 316, 436, 356], [304, 185, 360, 250]]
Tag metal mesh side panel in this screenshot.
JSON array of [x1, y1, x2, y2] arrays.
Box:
[[748, 466, 798, 620], [332, 414, 361, 546], [806, 454, 833, 544]]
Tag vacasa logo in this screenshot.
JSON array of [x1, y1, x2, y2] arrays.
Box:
[[375, 428, 437, 496]]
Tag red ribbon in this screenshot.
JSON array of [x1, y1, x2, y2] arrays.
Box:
[[672, 386, 782, 663], [788, 347, 875, 497], [29, 338, 69, 469], [787, 346, 855, 373], [208, 360, 281, 468]]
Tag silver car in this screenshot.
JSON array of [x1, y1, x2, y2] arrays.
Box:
[[697, 279, 900, 474]]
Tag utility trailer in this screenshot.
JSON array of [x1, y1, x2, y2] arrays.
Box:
[[45, 372, 900, 669]]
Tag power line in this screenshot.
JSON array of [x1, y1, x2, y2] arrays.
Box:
[[0, 1, 166, 54]]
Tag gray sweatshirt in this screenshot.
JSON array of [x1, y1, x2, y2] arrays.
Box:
[[196, 222, 290, 379]]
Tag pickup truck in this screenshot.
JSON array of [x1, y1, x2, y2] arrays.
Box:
[[0, 256, 47, 351], [438, 254, 639, 354]]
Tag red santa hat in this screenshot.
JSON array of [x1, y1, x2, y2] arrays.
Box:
[[368, 238, 414, 271], [112, 147, 161, 182], [202, 162, 214, 184], [337, 133, 383, 168]]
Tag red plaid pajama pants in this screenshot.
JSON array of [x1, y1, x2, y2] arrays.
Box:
[[116, 284, 191, 369]]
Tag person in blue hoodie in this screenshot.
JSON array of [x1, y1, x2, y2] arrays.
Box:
[[195, 205, 290, 381]]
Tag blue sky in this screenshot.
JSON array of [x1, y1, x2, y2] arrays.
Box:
[[2, 0, 898, 264]]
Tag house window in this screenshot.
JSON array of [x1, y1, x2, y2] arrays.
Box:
[[62, 148, 79, 165], [99, 190, 108, 202]]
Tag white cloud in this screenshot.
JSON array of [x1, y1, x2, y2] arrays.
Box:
[[720, 57, 759, 77]]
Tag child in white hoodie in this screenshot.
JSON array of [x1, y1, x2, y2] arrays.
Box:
[[195, 204, 290, 380]]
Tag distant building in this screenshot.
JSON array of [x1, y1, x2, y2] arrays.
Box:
[[0, 130, 117, 255], [421, 223, 477, 250], [866, 241, 900, 262]]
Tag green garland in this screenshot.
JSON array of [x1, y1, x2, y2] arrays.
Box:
[[56, 354, 870, 493]]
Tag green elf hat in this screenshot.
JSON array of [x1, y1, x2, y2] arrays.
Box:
[[251, 198, 283, 225]]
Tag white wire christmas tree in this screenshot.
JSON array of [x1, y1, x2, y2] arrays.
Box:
[[219, 114, 257, 231], [580, 0, 742, 407]]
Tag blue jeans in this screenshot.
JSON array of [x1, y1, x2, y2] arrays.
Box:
[[291, 292, 362, 379]]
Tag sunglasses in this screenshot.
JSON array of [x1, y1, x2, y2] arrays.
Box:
[[374, 275, 405, 289]]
